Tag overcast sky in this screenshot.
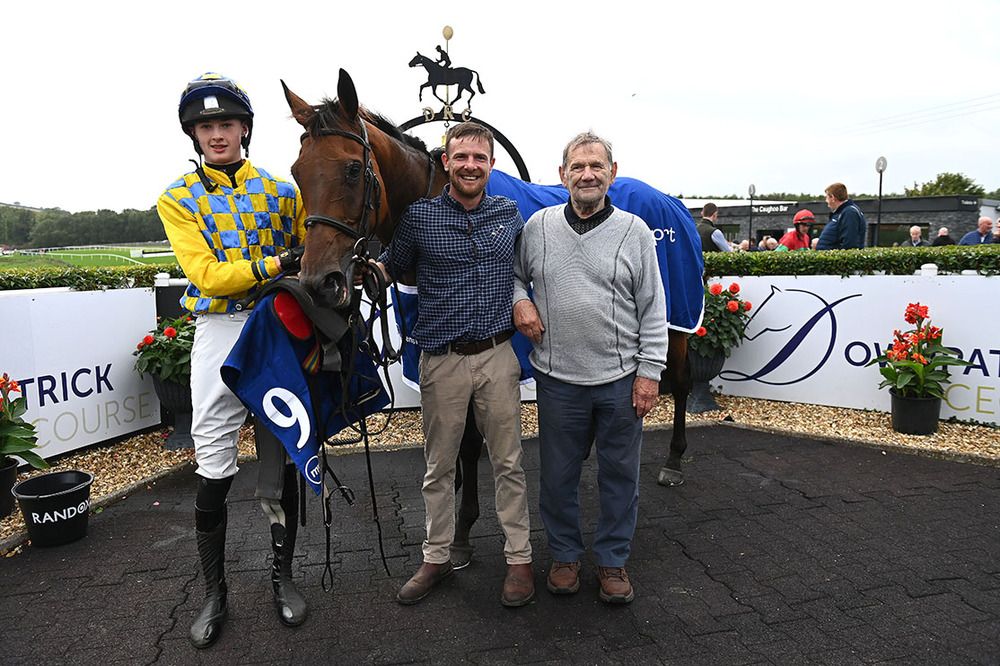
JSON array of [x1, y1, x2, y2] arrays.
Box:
[[3, 1, 999, 213]]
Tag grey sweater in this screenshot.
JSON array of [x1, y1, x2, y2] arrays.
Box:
[[513, 205, 668, 385]]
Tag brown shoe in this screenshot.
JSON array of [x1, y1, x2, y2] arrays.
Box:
[[501, 563, 535, 607], [396, 561, 454, 605], [597, 566, 634, 604], [546, 561, 581, 594]]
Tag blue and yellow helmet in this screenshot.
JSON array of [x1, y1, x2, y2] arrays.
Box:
[[179, 72, 254, 152]]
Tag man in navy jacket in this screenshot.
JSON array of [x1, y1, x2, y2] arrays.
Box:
[[816, 182, 867, 250]]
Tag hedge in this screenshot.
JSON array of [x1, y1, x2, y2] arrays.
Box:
[[704, 244, 1000, 278], [0, 264, 185, 292]]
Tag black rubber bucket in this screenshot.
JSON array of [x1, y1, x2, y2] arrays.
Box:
[[13, 470, 94, 547]]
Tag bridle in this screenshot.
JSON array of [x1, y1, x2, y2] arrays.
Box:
[[301, 116, 382, 251]]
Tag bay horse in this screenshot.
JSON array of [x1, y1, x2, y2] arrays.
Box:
[[407, 53, 486, 109], [283, 68, 696, 566]]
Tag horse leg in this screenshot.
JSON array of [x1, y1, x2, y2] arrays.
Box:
[[658, 330, 691, 487], [452, 400, 483, 569]]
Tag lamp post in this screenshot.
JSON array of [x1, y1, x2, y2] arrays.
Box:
[[874, 156, 887, 247], [748, 184, 756, 243]]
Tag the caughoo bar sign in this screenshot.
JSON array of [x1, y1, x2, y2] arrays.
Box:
[[0, 288, 160, 457]]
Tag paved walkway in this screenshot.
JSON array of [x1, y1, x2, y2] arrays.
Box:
[[1, 425, 998, 665]]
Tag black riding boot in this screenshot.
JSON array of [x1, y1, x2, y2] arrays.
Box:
[[190, 507, 228, 649], [271, 468, 307, 626]]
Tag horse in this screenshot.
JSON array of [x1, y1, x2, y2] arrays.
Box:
[[283, 68, 698, 566], [407, 53, 485, 109]]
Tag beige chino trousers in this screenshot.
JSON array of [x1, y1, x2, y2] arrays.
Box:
[[417, 342, 532, 565]]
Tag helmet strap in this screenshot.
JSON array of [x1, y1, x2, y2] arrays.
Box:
[[189, 158, 219, 193]]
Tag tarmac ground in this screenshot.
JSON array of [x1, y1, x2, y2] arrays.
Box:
[[0, 424, 998, 665]]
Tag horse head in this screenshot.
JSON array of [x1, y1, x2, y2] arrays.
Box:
[[283, 69, 389, 310], [407, 53, 426, 69]]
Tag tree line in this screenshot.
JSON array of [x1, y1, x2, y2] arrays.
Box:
[[0, 206, 165, 249]]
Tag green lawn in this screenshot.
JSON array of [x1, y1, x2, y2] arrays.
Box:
[[1, 246, 178, 268]]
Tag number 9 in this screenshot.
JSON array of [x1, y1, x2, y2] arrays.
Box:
[[262, 388, 311, 450]]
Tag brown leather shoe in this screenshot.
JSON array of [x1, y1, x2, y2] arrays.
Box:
[[597, 566, 634, 604], [501, 563, 535, 607], [546, 561, 581, 594], [396, 561, 454, 605]]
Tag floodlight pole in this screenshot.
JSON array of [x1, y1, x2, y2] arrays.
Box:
[[748, 184, 756, 242], [874, 156, 887, 247]]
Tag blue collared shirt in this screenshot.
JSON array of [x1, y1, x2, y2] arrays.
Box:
[[379, 186, 524, 353]]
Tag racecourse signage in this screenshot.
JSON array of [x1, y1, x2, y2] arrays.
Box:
[[716, 274, 1000, 426], [0, 288, 160, 458]]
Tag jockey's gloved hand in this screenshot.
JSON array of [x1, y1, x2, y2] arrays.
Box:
[[278, 246, 305, 274]]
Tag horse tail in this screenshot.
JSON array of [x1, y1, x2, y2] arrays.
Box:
[[471, 70, 485, 94]]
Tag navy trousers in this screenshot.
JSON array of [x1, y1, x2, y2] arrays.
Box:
[[535, 371, 643, 568]]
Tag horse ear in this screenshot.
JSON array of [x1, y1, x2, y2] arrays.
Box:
[[281, 80, 315, 128], [337, 68, 359, 120]]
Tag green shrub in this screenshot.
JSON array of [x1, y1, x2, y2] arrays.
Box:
[[704, 244, 1000, 278]]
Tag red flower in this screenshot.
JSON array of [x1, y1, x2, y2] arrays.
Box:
[[709, 283, 723, 296], [904, 302, 929, 324], [726, 301, 739, 313], [926, 325, 942, 340], [695, 326, 707, 337], [143, 335, 155, 345], [164, 327, 177, 338], [8, 379, 19, 393], [743, 301, 752, 311], [137, 342, 145, 350], [728, 283, 740, 294], [910, 352, 929, 365]]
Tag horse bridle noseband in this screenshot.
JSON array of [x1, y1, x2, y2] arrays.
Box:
[[302, 117, 382, 248]]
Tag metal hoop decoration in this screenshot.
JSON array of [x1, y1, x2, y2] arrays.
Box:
[[301, 117, 382, 241]]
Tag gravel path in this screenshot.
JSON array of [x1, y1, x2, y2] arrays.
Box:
[[3, 396, 997, 554]]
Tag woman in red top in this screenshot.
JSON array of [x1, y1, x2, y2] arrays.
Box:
[[778, 209, 815, 251]]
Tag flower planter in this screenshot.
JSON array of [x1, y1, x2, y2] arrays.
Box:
[[687, 350, 726, 413], [890, 390, 941, 436], [13, 470, 94, 546], [152, 375, 194, 450], [1, 457, 17, 519]]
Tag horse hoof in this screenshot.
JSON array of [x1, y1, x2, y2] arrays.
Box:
[[657, 467, 684, 487], [451, 544, 474, 570]]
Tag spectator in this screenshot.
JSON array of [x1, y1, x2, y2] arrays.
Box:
[[695, 203, 732, 252], [737, 239, 750, 252], [777, 209, 815, 251], [904, 225, 930, 247], [931, 227, 956, 246], [764, 237, 779, 251], [958, 217, 997, 245], [816, 183, 867, 250]]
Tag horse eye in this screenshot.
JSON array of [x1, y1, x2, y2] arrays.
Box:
[[346, 161, 363, 182]]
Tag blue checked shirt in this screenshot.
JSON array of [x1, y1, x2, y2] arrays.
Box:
[[379, 186, 524, 353]]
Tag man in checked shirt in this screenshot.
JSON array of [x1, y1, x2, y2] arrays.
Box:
[[375, 122, 534, 608]]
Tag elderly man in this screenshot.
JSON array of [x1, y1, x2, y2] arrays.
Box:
[[816, 182, 867, 250], [905, 226, 930, 247], [959, 217, 998, 245], [513, 131, 667, 605]]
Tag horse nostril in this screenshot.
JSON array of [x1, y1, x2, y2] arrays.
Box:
[[321, 271, 350, 308]]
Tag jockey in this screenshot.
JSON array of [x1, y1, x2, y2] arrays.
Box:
[[157, 72, 308, 649]]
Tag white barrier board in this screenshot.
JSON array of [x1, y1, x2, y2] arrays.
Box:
[[0, 288, 160, 458], [715, 275, 999, 426]]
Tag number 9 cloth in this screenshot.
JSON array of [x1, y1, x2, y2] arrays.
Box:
[[221, 293, 389, 495]]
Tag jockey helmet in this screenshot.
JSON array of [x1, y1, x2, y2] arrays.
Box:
[[793, 209, 816, 225], [178, 72, 254, 152]]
